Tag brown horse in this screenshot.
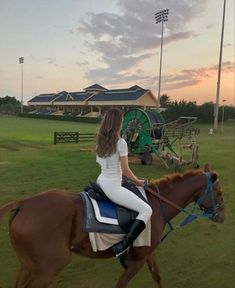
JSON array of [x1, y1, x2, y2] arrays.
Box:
[[0, 166, 225, 288]]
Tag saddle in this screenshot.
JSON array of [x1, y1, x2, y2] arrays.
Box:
[[80, 178, 148, 234]]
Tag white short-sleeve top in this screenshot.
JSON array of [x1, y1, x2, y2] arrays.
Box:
[[96, 138, 128, 177]]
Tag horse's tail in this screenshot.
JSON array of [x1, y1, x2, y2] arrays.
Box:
[[0, 201, 20, 223]]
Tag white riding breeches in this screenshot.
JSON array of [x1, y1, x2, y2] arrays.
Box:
[[97, 174, 152, 225]]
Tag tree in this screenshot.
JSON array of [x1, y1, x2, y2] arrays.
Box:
[[0, 96, 21, 114], [160, 94, 171, 108]]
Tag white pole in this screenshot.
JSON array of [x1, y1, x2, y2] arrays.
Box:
[[158, 20, 164, 109], [214, 0, 226, 131], [155, 9, 169, 110], [221, 99, 226, 132], [21, 61, 24, 113]]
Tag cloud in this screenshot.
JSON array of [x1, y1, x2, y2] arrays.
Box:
[[47, 58, 64, 68], [163, 61, 235, 90], [73, 0, 209, 83], [119, 61, 235, 91], [47, 58, 56, 65], [206, 24, 215, 29], [86, 52, 154, 80], [76, 60, 89, 66], [224, 43, 232, 48]]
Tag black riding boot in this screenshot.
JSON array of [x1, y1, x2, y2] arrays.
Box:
[[112, 220, 146, 268]]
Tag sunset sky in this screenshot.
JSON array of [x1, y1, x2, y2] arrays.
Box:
[[0, 0, 234, 105]]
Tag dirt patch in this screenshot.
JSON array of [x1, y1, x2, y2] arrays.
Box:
[[17, 142, 44, 149], [0, 161, 11, 165], [128, 156, 141, 164], [79, 147, 95, 152], [0, 144, 19, 151], [0, 141, 43, 151]]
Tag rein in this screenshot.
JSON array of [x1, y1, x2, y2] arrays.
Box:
[[144, 172, 220, 242], [145, 186, 186, 212]]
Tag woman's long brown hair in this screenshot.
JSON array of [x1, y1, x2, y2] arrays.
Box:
[[96, 108, 123, 158]]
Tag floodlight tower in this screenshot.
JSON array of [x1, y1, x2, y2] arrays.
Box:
[[155, 9, 169, 108]]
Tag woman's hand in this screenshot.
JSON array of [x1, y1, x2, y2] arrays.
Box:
[[120, 156, 146, 187], [135, 179, 145, 187]]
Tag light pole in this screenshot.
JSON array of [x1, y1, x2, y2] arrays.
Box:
[[214, 0, 226, 131], [155, 9, 169, 109], [19, 57, 24, 113], [221, 99, 226, 132]]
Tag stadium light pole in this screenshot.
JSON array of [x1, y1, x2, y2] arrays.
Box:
[[221, 99, 226, 132], [19, 57, 24, 113], [214, 0, 226, 131], [155, 9, 169, 109]]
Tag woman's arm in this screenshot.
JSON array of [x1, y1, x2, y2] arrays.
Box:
[[120, 156, 145, 186]]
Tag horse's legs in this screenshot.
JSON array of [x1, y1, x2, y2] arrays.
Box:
[[14, 264, 55, 288], [14, 264, 32, 288], [12, 240, 71, 288], [14, 265, 62, 288], [146, 252, 163, 288], [24, 273, 55, 288], [11, 221, 72, 287], [115, 254, 146, 288]]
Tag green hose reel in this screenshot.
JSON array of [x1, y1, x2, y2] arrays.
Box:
[[121, 108, 165, 165], [121, 108, 199, 169]]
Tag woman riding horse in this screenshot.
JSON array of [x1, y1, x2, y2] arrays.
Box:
[[96, 108, 152, 265]]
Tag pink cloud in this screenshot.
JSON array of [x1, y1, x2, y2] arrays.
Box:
[[164, 61, 234, 90]]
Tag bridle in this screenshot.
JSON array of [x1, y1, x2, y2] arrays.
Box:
[[195, 172, 224, 221], [145, 171, 224, 241]]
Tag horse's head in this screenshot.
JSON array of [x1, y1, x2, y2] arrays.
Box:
[[196, 164, 225, 223]]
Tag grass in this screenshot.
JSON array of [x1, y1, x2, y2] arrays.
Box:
[[0, 115, 234, 288]]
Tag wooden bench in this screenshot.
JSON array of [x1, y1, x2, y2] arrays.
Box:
[[54, 132, 96, 144]]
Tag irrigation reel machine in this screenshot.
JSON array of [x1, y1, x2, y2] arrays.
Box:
[[121, 108, 200, 171]]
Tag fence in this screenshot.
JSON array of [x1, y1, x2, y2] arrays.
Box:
[[54, 132, 96, 144]]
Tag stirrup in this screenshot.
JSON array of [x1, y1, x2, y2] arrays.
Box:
[[115, 246, 129, 257]]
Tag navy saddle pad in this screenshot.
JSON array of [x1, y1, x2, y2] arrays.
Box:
[[79, 180, 148, 234]]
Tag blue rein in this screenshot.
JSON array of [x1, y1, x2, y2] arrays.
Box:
[[154, 172, 218, 242]]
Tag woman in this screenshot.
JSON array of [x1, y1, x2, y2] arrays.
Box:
[[96, 108, 152, 262]]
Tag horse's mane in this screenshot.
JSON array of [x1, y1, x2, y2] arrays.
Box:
[[149, 169, 204, 187]]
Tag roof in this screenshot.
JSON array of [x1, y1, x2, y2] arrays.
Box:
[[88, 86, 148, 102], [84, 83, 107, 91], [28, 84, 153, 105], [69, 92, 94, 101], [54, 91, 94, 102], [127, 85, 143, 90], [28, 93, 57, 103]]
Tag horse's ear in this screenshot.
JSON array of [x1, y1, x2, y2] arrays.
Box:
[[211, 172, 218, 183], [204, 163, 210, 172]]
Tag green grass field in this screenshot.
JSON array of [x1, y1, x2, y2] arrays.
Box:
[[0, 115, 234, 288]]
